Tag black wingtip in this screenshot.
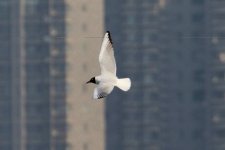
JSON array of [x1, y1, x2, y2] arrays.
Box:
[[106, 31, 113, 44], [97, 95, 107, 99]]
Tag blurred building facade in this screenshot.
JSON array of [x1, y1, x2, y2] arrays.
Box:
[[163, 1, 210, 150], [0, 0, 67, 150], [208, 0, 225, 149], [65, 0, 105, 150], [105, 1, 171, 150], [105, 0, 225, 150], [0, 0, 105, 150]]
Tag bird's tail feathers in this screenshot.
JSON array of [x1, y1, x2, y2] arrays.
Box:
[[116, 78, 131, 91]]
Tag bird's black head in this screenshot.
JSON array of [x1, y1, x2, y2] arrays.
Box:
[[86, 77, 96, 84]]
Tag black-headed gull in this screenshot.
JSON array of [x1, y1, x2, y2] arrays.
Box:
[[86, 31, 131, 99]]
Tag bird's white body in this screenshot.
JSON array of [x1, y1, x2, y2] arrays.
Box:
[[95, 73, 117, 86], [89, 31, 131, 99]]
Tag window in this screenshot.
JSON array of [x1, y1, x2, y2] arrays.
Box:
[[144, 75, 153, 84], [26, 44, 50, 60], [0, 5, 9, 15], [0, 122, 11, 136], [191, 0, 204, 5], [127, 16, 135, 25], [52, 62, 66, 73], [193, 69, 205, 83], [26, 123, 49, 139], [26, 82, 49, 99], [0, 145, 11, 150], [150, 33, 158, 42], [125, 0, 135, 6], [26, 104, 49, 120], [0, 1, 9, 6], [151, 92, 159, 100], [26, 122, 47, 134], [0, 102, 11, 119], [177, 70, 183, 81], [215, 31, 225, 38], [192, 108, 205, 122], [177, 32, 183, 43], [54, 144, 66, 150], [53, 81, 66, 94], [176, 14, 183, 22], [151, 130, 159, 140], [193, 89, 205, 102], [192, 128, 203, 139], [0, 64, 10, 75], [212, 90, 224, 99], [214, 70, 225, 81], [215, 128, 225, 138], [177, 92, 183, 101], [142, 15, 149, 24], [25, 0, 39, 5], [127, 33, 135, 42], [0, 24, 9, 39], [26, 144, 49, 150], [52, 23, 65, 37], [191, 13, 204, 23], [143, 34, 149, 45], [190, 30, 205, 43], [26, 63, 49, 80]]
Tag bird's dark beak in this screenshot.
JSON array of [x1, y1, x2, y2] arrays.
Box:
[[86, 81, 91, 84]]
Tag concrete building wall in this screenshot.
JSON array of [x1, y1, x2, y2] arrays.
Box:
[[65, 0, 105, 150], [0, 0, 105, 150]]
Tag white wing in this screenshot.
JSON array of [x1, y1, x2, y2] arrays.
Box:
[[99, 31, 116, 75], [93, 83, 114, 99]]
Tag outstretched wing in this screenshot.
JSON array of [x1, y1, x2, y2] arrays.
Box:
[[93, 83, 114, 99], [99, 31, 116, 75]]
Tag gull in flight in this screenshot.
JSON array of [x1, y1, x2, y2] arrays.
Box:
[[86, 31, 131, 99]]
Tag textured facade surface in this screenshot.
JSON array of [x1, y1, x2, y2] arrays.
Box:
[[0, 0, 67, 150], [105, 1, 168, 150], [105, 0, 225, 150], [65, 0, 105, 150], [208, 0, 225, 149], [0, 0, 105, 150]]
